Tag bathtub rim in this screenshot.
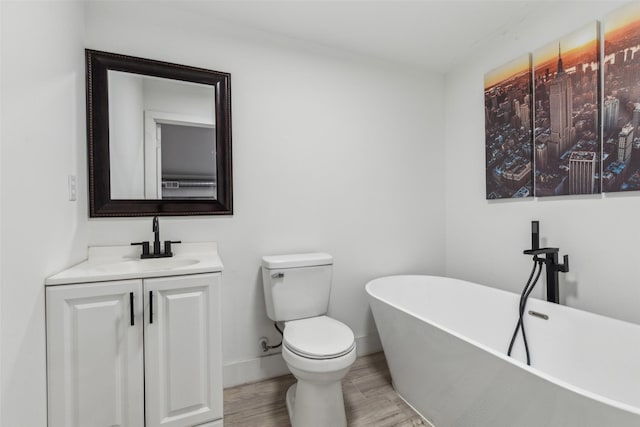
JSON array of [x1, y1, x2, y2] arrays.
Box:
[[365, 274, 640, 417]]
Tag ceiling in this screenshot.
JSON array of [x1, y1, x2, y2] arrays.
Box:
[[165, 1, 543, 73]]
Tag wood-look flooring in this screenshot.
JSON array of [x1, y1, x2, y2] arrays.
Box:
[[223, 352, 433, 427]]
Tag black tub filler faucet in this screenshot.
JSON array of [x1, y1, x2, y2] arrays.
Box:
[[523, 221, 569, 304]]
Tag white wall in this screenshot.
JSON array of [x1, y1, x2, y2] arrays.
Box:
[[143, 77, 215, 120], [84, 2, 446, 386], [0, 2, 87, 426], [0, 2, 4, 423], [444, 2, 640, 325], [109, 71, 145, 198]]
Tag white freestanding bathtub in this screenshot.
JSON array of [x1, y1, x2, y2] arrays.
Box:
[[366, 275, 640, 427]]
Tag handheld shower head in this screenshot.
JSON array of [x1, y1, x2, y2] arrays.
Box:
[[531, 220, 539, 250]]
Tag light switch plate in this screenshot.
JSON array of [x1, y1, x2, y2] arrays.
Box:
[[68, 175, 77, 201]]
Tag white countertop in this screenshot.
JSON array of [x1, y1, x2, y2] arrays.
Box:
[[46, 242, 223, 286]]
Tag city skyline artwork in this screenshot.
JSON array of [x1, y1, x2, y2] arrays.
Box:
[[533, 21, 601, 197], [484, 54, 533, 199], [603, 2, 640, 192]]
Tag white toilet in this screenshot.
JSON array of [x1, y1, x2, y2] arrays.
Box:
[[261, 253, 356, 427]]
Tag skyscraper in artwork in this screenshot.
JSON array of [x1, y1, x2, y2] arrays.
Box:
[[618, 123, 634, 165], [603, 97, 619, 132], [548, 46, 575, 157], [569, 151, 596, 194]]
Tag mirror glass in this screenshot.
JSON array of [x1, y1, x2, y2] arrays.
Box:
[[108, 71, 217, 200], [86, 50, 232, 217]]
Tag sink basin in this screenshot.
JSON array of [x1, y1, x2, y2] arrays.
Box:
[[96, 257, 200, 274]]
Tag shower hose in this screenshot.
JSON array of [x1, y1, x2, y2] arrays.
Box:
[[507, 258, 544, 366]]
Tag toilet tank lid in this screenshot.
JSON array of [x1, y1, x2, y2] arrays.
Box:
[[261, 253, 333, 269]]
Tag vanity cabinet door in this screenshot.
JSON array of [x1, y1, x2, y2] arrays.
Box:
[[144, 273, 222, 427], [46, 280, 145, 427]]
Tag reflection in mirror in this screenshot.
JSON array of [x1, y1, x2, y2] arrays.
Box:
[[108, 70, 216, 200], [160, 124, 216, 199], [86, 49, 232, 217]]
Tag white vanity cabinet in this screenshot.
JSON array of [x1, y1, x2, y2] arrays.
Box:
[[45, 243, 224, 427], [144, 274, 222, 427], [46, 279, 146, 427]]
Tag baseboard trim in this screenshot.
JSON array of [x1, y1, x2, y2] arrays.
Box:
[[354, 332, 382, 356], [223, 352, 289, 388], [223, 333, 382, 388]]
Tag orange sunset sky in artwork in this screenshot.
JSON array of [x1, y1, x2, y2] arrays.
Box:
[[605, 1, 640, 36], [484, 4, 640, 96], [484, 55, 530, 91]]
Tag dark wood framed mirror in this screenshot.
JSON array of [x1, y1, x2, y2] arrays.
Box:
[[86, 49, 232, 217]]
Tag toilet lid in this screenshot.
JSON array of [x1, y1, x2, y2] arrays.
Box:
[[284, 316, 355, 359]]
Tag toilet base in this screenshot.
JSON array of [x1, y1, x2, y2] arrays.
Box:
[[285, 383, 296, 422], [285, 380, 347, 427]]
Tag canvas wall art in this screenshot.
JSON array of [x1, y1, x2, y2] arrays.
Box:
[[533, 22, 600, 197], [602, 2, 640, 192], [484, 55, 533, 199]]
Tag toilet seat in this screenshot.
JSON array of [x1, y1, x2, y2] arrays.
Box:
[[284, 316, 355, 360]]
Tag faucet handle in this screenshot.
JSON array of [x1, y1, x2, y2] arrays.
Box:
[[163, 240, 182, 257], [131, 241, 150, 258], [558, 254, 569, 273]]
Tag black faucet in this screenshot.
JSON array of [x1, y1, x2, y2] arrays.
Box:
[[523, 221, 569, 303], [131, 216, 181, 259], [152, 216, 161, 256]]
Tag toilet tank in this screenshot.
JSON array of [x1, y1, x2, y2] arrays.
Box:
[[261, 253, 333, 322]]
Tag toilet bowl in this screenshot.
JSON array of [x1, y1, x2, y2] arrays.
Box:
[[261, 253, 356, 427], [282, 316, 356, 427]]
